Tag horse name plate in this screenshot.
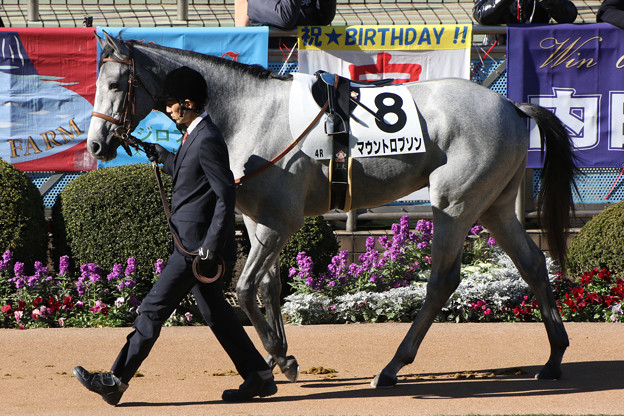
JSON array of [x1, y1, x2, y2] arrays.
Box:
[[289, 73, 425, 160]]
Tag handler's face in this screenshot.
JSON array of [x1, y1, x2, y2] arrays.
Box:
[[166, 99, 195, 127]]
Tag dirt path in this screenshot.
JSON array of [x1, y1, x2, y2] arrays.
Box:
[[1, 322, 623, 415]]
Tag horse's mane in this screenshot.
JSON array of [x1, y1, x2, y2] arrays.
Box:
[[108, 39, 292, 81]]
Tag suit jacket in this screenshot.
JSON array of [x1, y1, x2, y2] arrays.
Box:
[[161, 114, 237, 262], [473, 0, 577, 24], [597, 0, 624, 29]]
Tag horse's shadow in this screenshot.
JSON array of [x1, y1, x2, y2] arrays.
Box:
[[117, 360, 624, 407]]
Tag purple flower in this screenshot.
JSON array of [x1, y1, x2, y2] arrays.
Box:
[[0, 250, 11, 271], [125, 257, 136, 277], [14, 262, 24, 278], [470, 225, 484, 236], [34, 261, 48, 279], [154, 259, 165, 274], [487, 237, 497, 246], [107, 264, 123, 281], [59, 255, 70, 275], [128, 295, 140, 307]]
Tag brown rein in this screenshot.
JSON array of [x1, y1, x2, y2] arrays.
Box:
[[233, 100, 329, 185]]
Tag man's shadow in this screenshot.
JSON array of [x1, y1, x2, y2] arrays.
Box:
[[117, 360, 624, 407]]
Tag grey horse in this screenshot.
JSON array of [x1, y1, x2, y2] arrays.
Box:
[[87, 32, 578, 388]]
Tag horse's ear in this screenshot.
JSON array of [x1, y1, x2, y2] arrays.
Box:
[[102, 30, 126, 59], [95, 33, 106, 51]]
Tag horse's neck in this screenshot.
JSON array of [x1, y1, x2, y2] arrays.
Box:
[[136, 44, 290, 165]]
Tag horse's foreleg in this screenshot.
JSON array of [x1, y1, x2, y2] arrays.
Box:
[[237, 219, 299, 381], [372, 216, 467, 388], [480, 207, 569, 380]]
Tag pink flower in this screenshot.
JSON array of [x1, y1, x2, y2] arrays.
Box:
[[31, 309, 41, 320], [14, 311, 23, 322]]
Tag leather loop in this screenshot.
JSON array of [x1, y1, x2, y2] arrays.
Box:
[[192, 255, 226, 284]]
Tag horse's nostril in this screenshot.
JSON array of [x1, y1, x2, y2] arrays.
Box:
[[89, 141, 101, 156]]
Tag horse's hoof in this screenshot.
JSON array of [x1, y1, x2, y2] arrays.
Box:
[[371, 372, 397, 389], [535, 363, 562, 380], [279, 355, 299, 382]]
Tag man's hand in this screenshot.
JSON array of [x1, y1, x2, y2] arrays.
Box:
[[196, 247, 217, 277], [143, 143, 169, 164]]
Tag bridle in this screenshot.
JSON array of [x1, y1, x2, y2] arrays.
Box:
[[91, 42, 158, 157]]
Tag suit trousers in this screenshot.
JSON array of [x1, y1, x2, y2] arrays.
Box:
[[110, 250, 269, 384]]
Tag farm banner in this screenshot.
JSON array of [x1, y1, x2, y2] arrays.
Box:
[[508, 23, 624, 168], [95, 27, 269, 168], [297, 24, 472, 82], [0, 27, 268, 171], [0, 28, 98, 171]]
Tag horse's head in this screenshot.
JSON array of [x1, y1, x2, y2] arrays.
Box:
[[88, 32, 159, 161]]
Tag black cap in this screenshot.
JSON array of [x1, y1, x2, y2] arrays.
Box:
[[164, 66, 208, 107]]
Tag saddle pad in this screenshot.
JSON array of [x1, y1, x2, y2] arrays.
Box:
[[289, 73, 425, 160]]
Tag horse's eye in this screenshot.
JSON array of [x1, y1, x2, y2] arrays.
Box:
[[109, 82, 120, 91]]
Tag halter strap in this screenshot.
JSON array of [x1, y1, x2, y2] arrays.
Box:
[[91, 44, 157, 132]]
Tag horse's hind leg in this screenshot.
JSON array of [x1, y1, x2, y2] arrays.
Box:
[[480, 199, 569, 379], [372, 212, 470, 388], [237, 216, 300, 382], [258, 259, 298, 379]]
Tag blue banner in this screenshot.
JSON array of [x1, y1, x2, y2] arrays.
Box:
[[95, 27, 268, 168], [508, 23, 624, 168]]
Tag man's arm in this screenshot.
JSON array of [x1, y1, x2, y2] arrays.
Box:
[[247, 0, 301, 29], [473, 0, 515, 25], [198, 129, 236, 257], [597, 0, 624, 29]]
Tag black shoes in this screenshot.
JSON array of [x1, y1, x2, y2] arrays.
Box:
[[222, 371, 278, 402], [72, 366, 128, 406]]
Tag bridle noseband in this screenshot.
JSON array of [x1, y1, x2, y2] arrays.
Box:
[[91, 44, 157, 155]]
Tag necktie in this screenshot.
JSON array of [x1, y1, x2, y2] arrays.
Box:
[[181, 132, 188, 146]]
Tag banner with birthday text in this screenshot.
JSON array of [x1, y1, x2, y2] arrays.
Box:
[[298, 25, 472, 83], [508, 23, 624, 168]]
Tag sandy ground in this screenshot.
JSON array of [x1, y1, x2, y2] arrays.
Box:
[[1, 322, 623, 416]]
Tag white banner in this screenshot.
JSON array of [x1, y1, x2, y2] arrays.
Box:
[[298, 25, 472, 82]]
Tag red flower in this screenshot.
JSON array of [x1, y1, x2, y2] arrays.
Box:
[[1, 304, 12, 315]]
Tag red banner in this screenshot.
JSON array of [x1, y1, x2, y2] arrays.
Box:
[[0, 28, 98, 171]]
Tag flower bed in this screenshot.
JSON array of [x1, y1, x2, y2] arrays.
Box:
[[0, 251, 195, 328], [1, 216, 623, 328], [283, 216, 624, 325]]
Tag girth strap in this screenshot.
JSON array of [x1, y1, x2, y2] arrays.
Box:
[[326, 74, 351, 212]]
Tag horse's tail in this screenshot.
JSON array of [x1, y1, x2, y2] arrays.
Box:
[[514, 102, 580, 272]]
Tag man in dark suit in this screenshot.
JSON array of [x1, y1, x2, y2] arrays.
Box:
[[73, 66, 276, 405]]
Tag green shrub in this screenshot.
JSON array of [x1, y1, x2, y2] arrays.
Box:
[[52, 164, 173, 287], [0, 160, 47, 267], [566, 201, 624, 275], [279, 216, 340, 298]]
